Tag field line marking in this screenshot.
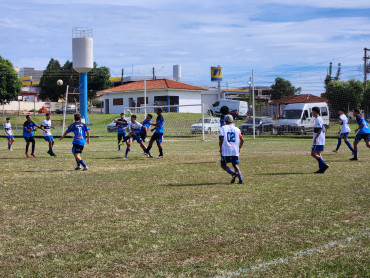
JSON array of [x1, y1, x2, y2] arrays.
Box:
[[214, 231, 370, 278]]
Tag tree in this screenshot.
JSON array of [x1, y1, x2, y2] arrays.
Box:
[[270, 77, 301, 100], [324, 79, 363, 115], [88, 62, 113, 99], [39, 59, 64, 101], [0, 56, 22, 104]]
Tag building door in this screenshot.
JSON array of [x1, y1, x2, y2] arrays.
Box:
[[105, 99, 110, 114]]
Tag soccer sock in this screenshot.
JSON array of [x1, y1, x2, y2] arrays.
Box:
[[118, 144, 121, 150], [146, 145, 152, 153], [75, 158, 81, 166], [225, 167, 235, 175], [80, 160, 87, 168], [50, 147, 53, 153], [345, 141, 354, 152], [8, 144, 11, 150], [125, 148, 130, 157], [317, 157, 327, 168], [237, 171, 243, 181], [159, 148, 163, 156], [31, 145, 35, 154], [26, 145, 29, 153], [336, 138, 341, 150], [354, 151, 358, 159]]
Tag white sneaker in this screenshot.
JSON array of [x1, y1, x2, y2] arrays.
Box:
[[75, 166, 82, 170], [123, 157, 127, 160], [156, 155, 164, 159], [83, 166, 88, 171]]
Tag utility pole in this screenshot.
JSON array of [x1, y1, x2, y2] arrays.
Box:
[[121, 68, 124, 84], [152, 67, 155, 80], [364, 48, 369, 89]]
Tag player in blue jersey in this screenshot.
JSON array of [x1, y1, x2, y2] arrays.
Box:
[[123, 115, 148, 159], [140, 114, 153, 142], [4, 118, 14, 151], [40, 113, 57, 156], [144, 108, 164, 158], [60, 113, 90, 171], [113, 113, 128, 151], [350, 109, 370, 161], [23, 115, 47, 157], [333, 108, 354, 154], [311, 107, 329, 173]]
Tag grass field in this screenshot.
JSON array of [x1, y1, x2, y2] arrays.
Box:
[[0, 135, 369, 277]]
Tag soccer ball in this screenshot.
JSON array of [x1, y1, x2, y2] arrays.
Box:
[[57, 79, 63, 86]]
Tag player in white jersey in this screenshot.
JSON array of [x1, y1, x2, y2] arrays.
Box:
[[311, 107, 329, 174], [123, 115, 148, 159], [4, 117, 14, 150], [333, 108, 354, 154], [219, 114, 244, 184], [40, 113, 57, 156]]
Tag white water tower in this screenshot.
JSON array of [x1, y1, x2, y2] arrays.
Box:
[[72, 27, 93, 123]]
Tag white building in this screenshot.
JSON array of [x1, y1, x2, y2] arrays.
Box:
[[98, 79, 208, 114]]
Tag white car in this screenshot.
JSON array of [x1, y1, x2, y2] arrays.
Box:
[[190, 118, 220, 134]]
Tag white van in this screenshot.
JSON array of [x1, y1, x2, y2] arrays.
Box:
[[277, 102, 330, 134], [209, 99, 248, 119]]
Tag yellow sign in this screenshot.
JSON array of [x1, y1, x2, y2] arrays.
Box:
[[211, 66, 222, 81]]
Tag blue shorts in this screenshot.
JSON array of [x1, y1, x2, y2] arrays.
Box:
[[43, 135, 54, 142], [151, 132, 163, 143], [24, 136, 35, 143], [221, 156, 239, 165], [339, 133, 349, 139], [355, 133, 370, 142], [72, 143, 84, 154], [312, 145, 324, 152], [6, 135, 14, 139], [132, 135, 143, 143]]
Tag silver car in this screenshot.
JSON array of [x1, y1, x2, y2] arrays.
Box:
[[190, 118, 220, 134]]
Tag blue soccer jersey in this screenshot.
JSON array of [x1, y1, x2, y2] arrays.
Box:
[[356, 116, 370, 134], [66, 122, 90, 146], [23, 121, 38, 137], [155, 115, 164, 133], [116, 120, 128, 134], [142, 119, 152, 129]]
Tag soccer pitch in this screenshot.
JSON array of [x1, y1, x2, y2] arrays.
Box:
[[0, 137, 369, 277]]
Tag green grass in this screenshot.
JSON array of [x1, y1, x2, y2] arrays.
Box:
[[0, 136, 369, 277]]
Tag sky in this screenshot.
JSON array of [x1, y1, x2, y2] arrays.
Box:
[[1, 0, 370, 95]]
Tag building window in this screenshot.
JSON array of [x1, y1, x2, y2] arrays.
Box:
[[113, 98, 123, 106]]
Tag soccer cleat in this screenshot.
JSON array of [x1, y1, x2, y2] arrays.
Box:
[[350, 157, 358, 161], [47, 150, 51, 154], [25, 152, 29, 157], [321, 164, 329, 173], [82, 166, 88, 171], [314, 169, 324, 174], [332, 150, 338, 153], [75, 166, 82, 170], [10, 148, 13, 151], [156, 155, 164, 159], [231, 174, 237, 184], [123, 157, 127, 160], [238, 180, 244, 184], [31, 153, 36, 157], [50, 153, 57, 157]]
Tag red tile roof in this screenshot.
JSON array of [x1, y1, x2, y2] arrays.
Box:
[[99, 79, 207, 94], [270, 94, 328, 105]]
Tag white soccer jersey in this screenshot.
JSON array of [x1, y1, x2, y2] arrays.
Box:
[[128, 121, 142, 132], [41, 119, 52, 136], [4, 122, 12, 136], [339, 114, 350, 133], [312, 116, 325, 146], [219, 124, 242, 157]]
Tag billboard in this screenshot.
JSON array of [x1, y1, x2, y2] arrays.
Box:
[[211, 66, 222, 82]]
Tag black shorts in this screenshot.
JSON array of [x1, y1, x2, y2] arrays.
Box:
[[72, 144, 84, 154], [117, 133, 126, 142], [151, 133, 163, 143], [24, 137, 35, 143], [355, 133, 370, 142]]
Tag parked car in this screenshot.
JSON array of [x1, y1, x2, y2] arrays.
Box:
[[190, 118, 220, 134], [56, 105, 77, 114], [239, 117, 276, 135], [208, 99, 248, 119], [276, 102, 330, 134], [107, 119, 119, 132]]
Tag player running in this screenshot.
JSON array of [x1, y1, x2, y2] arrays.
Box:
[[145, 108, 164, 158], [4, 117, 14, 151], [123, 115, 148, 159], [23, 115, 47, 157], [40, 113, 57, 156], [113, 113, 128, 151], [219, 114, 244, 184], [350, 109, 370, 161], [333, 108, 354, 154], [60, 113, 90, 171], [311, 107, 329, 173]]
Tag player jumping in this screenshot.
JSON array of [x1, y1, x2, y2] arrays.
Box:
[[311, 107, 329, 173], [333, 108, 354, 154], [4, 117, 14, 151], [40, 113, 57, 156], [219, 114, 244, 184], [350, 109, 370, 161], [60, 113, 90, 171]]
